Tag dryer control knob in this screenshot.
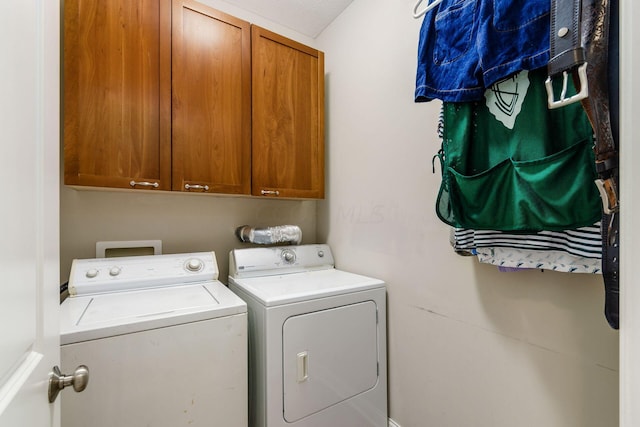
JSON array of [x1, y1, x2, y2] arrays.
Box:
[[186, 258, 203, 272], [282, 249, 296, 264], [109, 266, 121, 277], [86, 269, 99, 279]]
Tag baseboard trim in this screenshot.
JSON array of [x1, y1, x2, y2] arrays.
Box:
[[389, 418, 401, 427]]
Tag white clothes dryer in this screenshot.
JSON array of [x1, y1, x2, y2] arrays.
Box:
[[60, 252, 248, 427], [228, 244, 387, 427]]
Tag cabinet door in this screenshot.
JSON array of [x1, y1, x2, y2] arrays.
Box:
[[251, 26, 325, 199], [172, 0, 251, 194], [64, 0, 171, 190]]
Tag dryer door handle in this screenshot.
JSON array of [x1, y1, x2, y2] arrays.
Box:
[[297, 351, 309, 382]]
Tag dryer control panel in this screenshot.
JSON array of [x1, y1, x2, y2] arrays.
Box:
[[229, 244, 335, 278], [68, 252, 219, 296]]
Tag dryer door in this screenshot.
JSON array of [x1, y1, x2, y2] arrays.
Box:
[[282, 301, 379, 422]]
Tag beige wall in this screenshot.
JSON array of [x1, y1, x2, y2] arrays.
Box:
[[60, 187, 317, 283], [316, 0, 619, 426]]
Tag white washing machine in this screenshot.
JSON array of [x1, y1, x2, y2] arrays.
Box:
[[60, 252, 248, 427], [228, 244, 387, 427]]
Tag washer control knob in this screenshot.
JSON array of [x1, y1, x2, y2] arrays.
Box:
[[317, 250, 324, 258], [282, 249, 296, 264], [186, 258, 203, 272], [109, 266, 121, 277], [86, 269, 99, 279]]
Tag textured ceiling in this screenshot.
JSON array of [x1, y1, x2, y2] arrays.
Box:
[[221, 0, 354, 37]]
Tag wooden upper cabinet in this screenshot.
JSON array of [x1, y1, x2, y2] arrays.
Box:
[[251, 26, 325, 199], [64, 1, 323, 198], [64, 0, 172, 190], [171, 0, 251, 194]]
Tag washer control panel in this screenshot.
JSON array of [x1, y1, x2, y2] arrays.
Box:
[[69, 252, 218, 296], [230, 244, 335, 278]]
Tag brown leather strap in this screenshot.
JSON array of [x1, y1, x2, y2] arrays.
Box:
[[581, 0, 618, 214], [579, 0, 619, 329], [580, 0, 616, 164]]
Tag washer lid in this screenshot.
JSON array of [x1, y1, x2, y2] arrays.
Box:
[[229, 268, 385, 307], [60, 281, 246, 345]]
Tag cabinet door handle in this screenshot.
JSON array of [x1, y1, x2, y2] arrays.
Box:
[[129, 180, 159, 188], [261, 189, 280, 196], [185, 183, 210, 192]]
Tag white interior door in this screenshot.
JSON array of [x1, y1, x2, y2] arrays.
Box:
[[620, 0, 640, 425], [0, 0, 61, 425]]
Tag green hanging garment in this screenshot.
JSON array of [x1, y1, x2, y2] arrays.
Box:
[[436, 67, 601, 232]]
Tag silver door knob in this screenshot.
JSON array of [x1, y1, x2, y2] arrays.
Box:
[[48, 365, 89, 403]]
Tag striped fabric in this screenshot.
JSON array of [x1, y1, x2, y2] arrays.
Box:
[[452, 223, 602, 259]]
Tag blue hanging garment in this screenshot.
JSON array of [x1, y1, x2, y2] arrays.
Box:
[[415, 0, 550, 102]]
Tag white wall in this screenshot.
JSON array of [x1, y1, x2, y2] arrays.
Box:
[[316, 1, 619, 426], [619, 0, 640, 425]]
